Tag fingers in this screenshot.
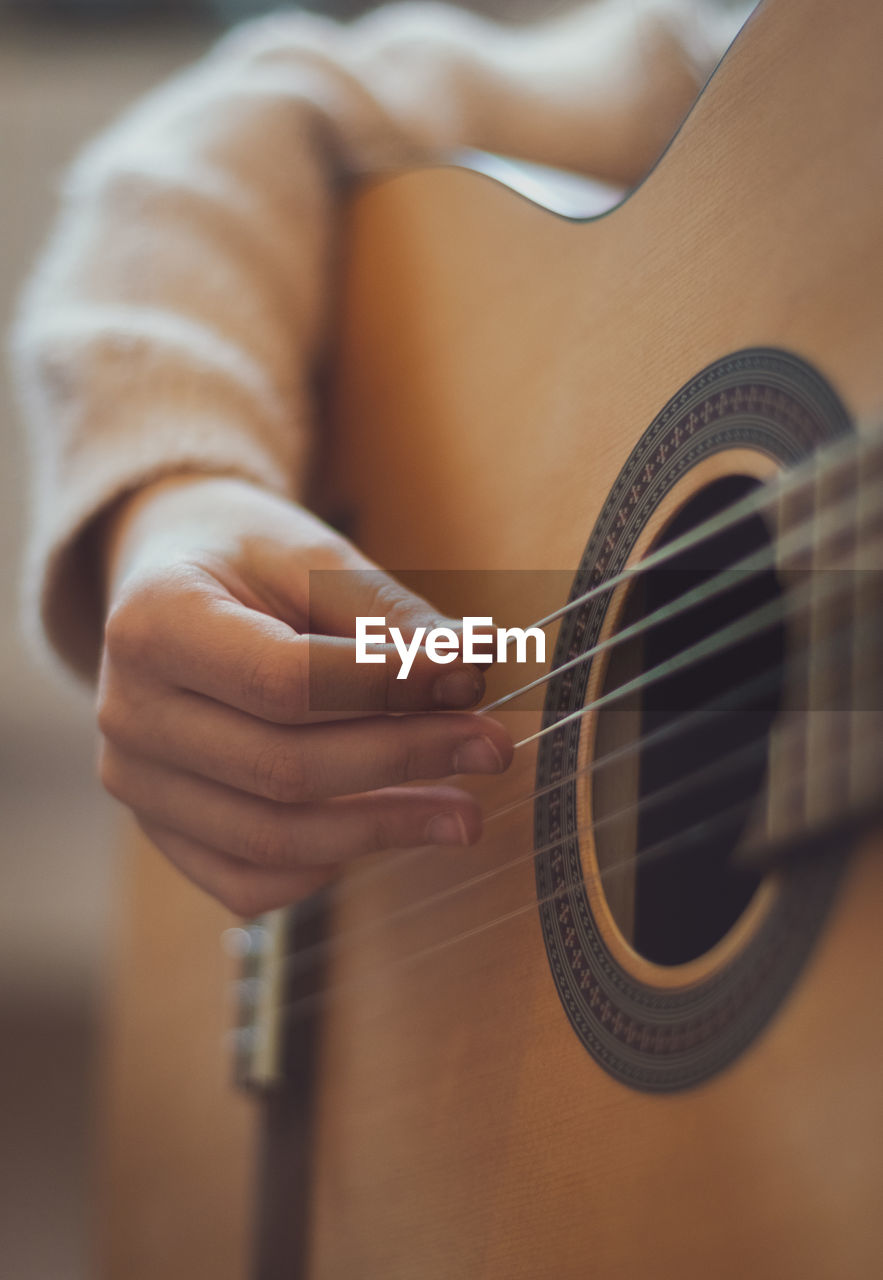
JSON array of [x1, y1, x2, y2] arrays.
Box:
[[99, 509, 511, 915], [99, 680, 513, 803], [300, 635, 484, 717], [136, 819, 334, 918], [105, 570, 484, 723], [100, 743, 484, 871]]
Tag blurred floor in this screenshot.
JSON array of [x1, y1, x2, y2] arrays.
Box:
[[0, 754, 113, 1277], [0, 994, 98, 1280], [0, 14, 211, 1277]]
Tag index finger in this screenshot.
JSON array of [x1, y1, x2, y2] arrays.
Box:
[[117, 584, 484, 723]]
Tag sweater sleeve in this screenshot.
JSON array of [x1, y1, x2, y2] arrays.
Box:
[[9, 0, 737, 680]]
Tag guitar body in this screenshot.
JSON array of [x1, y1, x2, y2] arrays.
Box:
[[99, 0, 883, 1276], [300, 0, 883, 1274], [98, 836, 254, 1279]]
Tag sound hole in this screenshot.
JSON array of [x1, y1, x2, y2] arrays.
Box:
[[592, 475, 786, 966]]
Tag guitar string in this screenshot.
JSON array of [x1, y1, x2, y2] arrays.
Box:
[[282, 462, 879, 928], [260, 791, 755, 1022], [298, 435, 875, 913], [231, 437, 875, 1008], [245, 654, 783, 984], [348, 430, 870, 901], [510, 521, 871, 752], [256, 609, 873, 992], [268, 620, 846, 981], [269, 724, 878, 1028], [269, 722, 801, 984], [483, 659, 783, 824], [481, 473, 866, 726], [253, 635, 790, 943], [479, 424, 879, 698]]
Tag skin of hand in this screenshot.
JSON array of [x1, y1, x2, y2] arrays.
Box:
[[96, 473, 513, 917]]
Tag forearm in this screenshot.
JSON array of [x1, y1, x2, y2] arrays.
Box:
[[11, 0, 736, 679]]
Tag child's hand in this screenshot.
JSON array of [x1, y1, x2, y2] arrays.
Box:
[[96, 474, 512, 916]]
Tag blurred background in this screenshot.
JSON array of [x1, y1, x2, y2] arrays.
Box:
[[1, 12, 207, 1278], [1, 2, 575, 1276]]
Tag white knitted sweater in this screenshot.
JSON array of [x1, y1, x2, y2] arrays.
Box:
[[10, 0, 738, 677]]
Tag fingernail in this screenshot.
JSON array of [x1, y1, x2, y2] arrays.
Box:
[[424, 811, 469, 846], [433, 666, 483, 709], [452, 735, 505, 775]]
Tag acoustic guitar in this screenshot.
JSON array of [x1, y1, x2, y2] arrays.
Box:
[[98, 0, 883, 1276]]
